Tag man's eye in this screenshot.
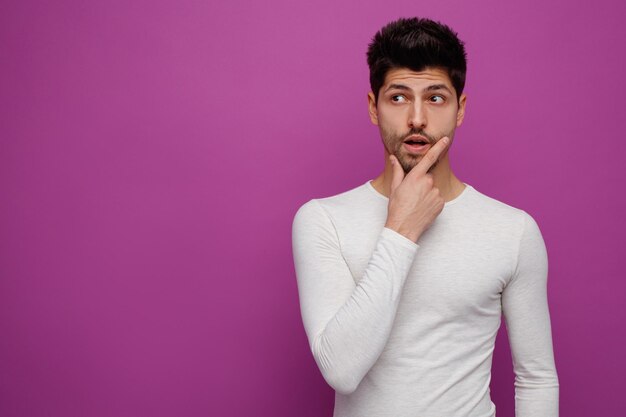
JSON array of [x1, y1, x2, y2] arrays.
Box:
[[391, 95, 407, 103], [429, 95, 445, 103]]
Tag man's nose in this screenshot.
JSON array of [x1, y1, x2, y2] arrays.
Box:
[[408, 102, 427, 129]]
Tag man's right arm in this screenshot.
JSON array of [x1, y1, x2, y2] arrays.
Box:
[[292, 137, 450, 395], [292, 199, 419, 395]]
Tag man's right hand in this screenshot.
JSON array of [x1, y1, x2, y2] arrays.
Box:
[[384, 137, 450, 243]]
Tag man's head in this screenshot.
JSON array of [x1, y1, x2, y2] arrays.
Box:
[[366, 17, 468, 174], [367, 17, 467, 104]]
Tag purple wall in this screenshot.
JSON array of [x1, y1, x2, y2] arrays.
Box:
[[1, 0, 624, 416]]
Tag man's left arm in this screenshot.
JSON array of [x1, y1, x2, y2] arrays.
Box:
[[501, 211, 559, 417]]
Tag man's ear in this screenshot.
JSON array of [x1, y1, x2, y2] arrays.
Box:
[[367, 91, 379, 125], [456, 93, 467, 127]]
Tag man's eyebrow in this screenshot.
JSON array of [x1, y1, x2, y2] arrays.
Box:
[[384, 83, 411, 93], [423, 84, 453, 94], [383, 83, 454, 94]]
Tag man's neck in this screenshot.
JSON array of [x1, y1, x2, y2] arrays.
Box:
[[370, 153, 465, 202]]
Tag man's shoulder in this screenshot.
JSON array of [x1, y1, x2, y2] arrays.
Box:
[[292, 181, 378, 227], [469, 186, 523, 213], [296, 181, 373, 212], [466, 185, 538, 232]]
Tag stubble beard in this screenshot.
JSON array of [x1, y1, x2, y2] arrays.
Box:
[[380, 126, 452, 175]]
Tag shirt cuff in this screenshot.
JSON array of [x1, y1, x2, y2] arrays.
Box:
[[381, 227, 420, 251]]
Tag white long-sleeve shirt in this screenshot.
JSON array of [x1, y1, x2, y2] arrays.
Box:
[[292, 180, 559, 417]]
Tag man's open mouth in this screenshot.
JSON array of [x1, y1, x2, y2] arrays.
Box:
[[404, 139, 429, 145], [404, 136, 430, 146]]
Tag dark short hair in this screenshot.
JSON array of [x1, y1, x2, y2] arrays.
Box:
[[366, 17, 467, 103]]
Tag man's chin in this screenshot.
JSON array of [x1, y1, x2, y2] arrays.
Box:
[[396, 153, 420, 174], [397, 154, 438, 174], [398, 158, 417, 175]]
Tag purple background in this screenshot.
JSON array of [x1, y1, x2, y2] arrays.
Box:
[[1, 0, 625, 416]]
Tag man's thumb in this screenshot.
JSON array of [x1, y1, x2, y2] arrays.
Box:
[[389, 155, 404, 194]]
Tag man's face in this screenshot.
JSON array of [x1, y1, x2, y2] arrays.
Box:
[[368, 67, 467, 174]]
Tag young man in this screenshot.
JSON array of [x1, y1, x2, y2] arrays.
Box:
[[292, 17, 559, 417]]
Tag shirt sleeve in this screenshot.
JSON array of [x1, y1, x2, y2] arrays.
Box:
[[292, 199, 418, 395], [502, 211, 559, 417]]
